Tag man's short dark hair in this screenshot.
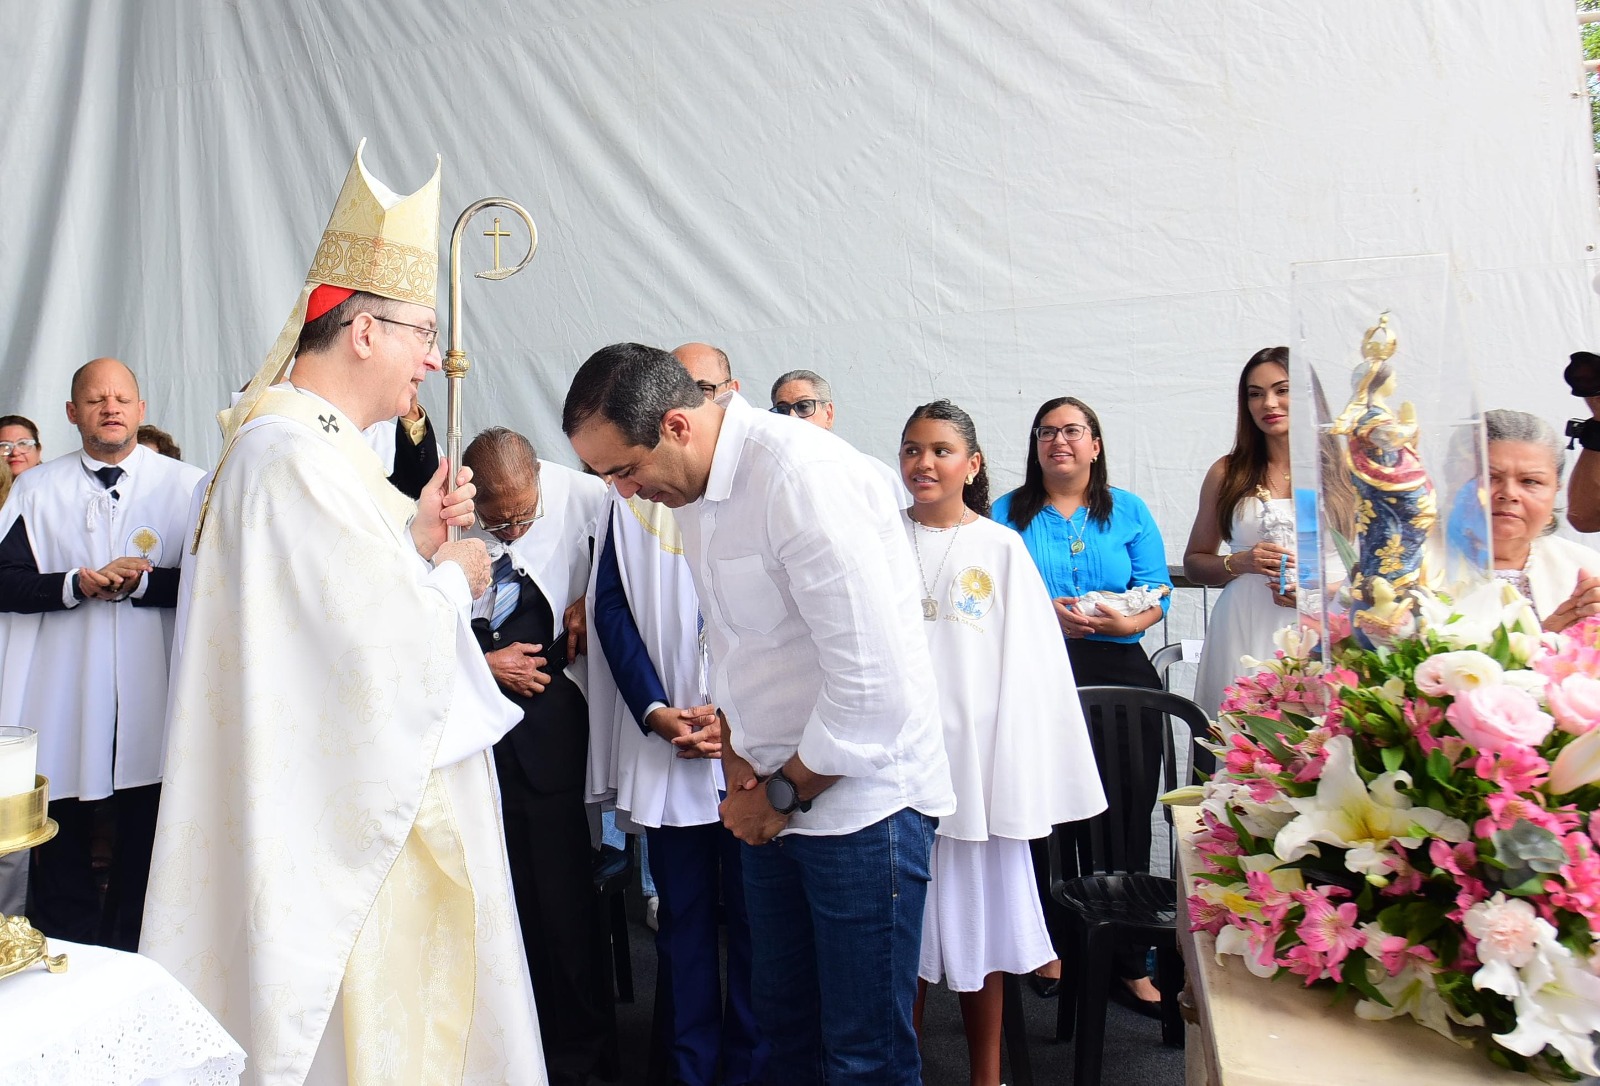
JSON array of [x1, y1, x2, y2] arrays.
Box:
[[296, 291, 402, 357], [562, 342, 705, 447], [463, 426, 539, 501]]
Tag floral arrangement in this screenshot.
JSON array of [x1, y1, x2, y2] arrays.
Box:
[[1182, 583, 1600, 1077]]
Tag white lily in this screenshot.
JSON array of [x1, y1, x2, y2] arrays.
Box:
[[1355, 956, 1482, 1042], [1202, 779, 1298, 840], [1550, 727, 1600, 795], [1472, 923, 1600, 1076], [1214, 922, 1279, 978], [1507, 631, 1543, 667], [1273, 735, 1470, 867], [1373, 677, 1409, 706], [1416, 580, 1541, 649], [1273, 623, 1319, 662]]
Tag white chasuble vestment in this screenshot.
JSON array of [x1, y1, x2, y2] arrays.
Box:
[[0, 444, 203, 799], [905, 514, 1107, 843], [584, 491, 724, 831], [142, 388, 545, 1086]]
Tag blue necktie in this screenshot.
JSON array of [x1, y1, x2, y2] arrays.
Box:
[[93, 465, 123, 500], [490, 554, 520, 629]]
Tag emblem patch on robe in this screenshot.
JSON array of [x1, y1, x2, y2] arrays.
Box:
[[127, 526, 162, 561], [949, 566, 995, 621]]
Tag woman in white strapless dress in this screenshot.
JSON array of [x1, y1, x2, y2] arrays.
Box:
[[1183, 348, 1299, 717]]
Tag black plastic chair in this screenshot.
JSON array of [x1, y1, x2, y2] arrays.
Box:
[[593, 837, 636, 1004], [1000, 972, 1034, 1085], [1147, 642, 1184, 691], [1047, 686, 1214, 1085]]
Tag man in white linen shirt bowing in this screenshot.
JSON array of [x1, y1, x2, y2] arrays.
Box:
[[563, 342, 953, 1086], [142, 141, 545, 1085]]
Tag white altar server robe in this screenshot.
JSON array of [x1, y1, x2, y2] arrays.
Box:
[[906, 513, 1107, 842], [0, 444, 202, 799]]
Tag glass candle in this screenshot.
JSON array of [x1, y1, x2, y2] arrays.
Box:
[[0, 728, 37, 799]]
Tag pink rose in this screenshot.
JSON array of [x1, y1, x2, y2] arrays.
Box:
[[1445, 685, 1554, 754], [1546, 674, 1600, 735]]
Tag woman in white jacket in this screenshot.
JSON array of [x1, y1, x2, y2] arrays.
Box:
[[1485, 409, 1600, 631]]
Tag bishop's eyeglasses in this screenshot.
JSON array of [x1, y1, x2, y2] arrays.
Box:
[[340, 315, 439, 349]]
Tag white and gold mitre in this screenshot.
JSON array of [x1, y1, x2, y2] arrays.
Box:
[[217, 139, 442, 443], [307, 139, 442, 309], [194, 141, 442, 551]]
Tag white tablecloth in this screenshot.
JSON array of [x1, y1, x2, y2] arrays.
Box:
[[0, 938, 245, 1086]]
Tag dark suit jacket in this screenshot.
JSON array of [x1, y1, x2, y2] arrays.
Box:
[[387, 413, 440, 501], [471, 571, 589, 795]]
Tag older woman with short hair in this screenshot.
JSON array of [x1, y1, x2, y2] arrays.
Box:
[[1485, 408, 1600, 632]]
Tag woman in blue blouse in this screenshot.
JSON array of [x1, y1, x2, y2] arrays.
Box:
[[993, 395, 1171, 1014]]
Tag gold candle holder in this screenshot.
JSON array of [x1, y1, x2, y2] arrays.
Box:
[[0, 776, 67, 980]]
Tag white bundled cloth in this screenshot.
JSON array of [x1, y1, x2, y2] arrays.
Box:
[[1074, 583, 1171, 617], [585, 491, 724, 831]]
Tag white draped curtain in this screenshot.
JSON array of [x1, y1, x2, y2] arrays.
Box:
[[1, 0, 1597, 553]]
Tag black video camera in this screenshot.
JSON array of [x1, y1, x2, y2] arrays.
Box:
[[1568, 352, 1600, 398], [1568, 353, 1600, 451]]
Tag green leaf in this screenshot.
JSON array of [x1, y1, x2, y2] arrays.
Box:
[[1503, 873, 1551, 896], [1345, 953, 1389, 1007], [1381, 746, 1404, 773], [1239, 715, 1295, 768], [1425, 750, 1456, 789], [1332, 530, 1358, 578], [1224, 805, 1261, 854]]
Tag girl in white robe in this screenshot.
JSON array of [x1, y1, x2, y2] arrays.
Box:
[[900, 400, 1107, 1086]]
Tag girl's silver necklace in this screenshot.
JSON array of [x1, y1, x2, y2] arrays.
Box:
[[912, 515, 965, 620]]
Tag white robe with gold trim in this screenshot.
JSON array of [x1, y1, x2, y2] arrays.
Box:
[[584, 490, 724, 831], [142, 388, 545, 1086], [906, 513, 1106, 842]]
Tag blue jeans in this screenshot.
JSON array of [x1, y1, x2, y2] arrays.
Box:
[[741, 807, 935, 1086]]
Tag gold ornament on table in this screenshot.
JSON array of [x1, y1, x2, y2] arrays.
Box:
[[442, 199, 538, 542], [0, 763, 67, 980]]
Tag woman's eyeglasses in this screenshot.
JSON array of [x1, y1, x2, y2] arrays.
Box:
[[0, 440, 39, 455], [1033, 424, 1089, 443], [772, 399, 828, 419]]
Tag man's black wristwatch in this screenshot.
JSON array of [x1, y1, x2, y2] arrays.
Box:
[[765, 770, 812, 816], [1566, 417, 1600, 452]]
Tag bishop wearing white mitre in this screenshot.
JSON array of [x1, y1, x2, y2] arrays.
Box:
[[141, 142, 546, 1086]]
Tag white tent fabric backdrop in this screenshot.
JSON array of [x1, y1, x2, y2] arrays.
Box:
[[3, 0, 1599, 568]]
